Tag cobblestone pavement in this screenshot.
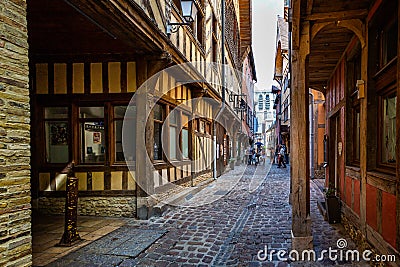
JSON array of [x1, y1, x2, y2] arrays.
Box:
[[48, 163, 370, 267]]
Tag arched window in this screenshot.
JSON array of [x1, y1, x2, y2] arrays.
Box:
[[265, 95, 270, 109], [258, 94, 263, 110]]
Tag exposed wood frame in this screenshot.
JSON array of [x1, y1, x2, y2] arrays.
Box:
[[303, 9, 368, 22]]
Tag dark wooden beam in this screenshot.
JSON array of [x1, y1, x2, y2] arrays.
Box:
[[303, 9, 368, 22]]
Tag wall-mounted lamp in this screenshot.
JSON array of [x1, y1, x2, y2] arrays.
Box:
[[277, 113, 282, 120], [356, 80, 365, 99], [167, 0, 197, 34]]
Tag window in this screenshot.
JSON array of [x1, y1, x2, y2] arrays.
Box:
[[114, 106, 130, 162], [379, 19, 398, 69], [169, 109, 178, 160], [153, 104, 164, 160], [45, 107, 69, 163], [380, 94, 396, 165], [265, 95, 270, 110], [347, 46, 361, 166], [79, 107, 105, 164], [181, 114, 189, 159], [258, 95, 263, 110]]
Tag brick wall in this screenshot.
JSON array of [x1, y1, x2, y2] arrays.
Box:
[[0, 0, 32, 266]]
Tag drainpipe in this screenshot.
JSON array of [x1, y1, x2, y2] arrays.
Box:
[[309, 92, 315, 179]]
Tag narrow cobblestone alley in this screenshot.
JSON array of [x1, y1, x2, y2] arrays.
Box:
[[46, 164, 369, 267]]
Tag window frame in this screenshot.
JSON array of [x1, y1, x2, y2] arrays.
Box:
[[377, 86, 397, 171], [40, 101, 133, 168], [43, 106, 70, 165], [78, 105, 106, 165]]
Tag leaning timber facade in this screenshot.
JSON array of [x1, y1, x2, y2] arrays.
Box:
[[291, 0, 400, 264], [27, 0, 254, 219]]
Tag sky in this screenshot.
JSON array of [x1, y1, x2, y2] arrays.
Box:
[[252, 0, 284, 92]]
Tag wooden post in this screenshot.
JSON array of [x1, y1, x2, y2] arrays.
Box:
[[359, 28, 368, 237], [396, 8, 400, 252], [135, 58, 155, 219], [59, 162, 81, 246], [290, 19, 313, 250]]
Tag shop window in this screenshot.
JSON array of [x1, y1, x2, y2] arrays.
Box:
[[380, 94, 396, 165], [79, 107, 105, 164], [153, 104, 164, 160], [45, 107, 69, 163]]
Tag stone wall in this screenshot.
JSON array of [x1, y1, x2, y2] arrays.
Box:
[[0, 0, 32, 266], [38, 197, 137, 217]]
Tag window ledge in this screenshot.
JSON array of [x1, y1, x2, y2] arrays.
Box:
[[367, 170, 396, 182], [366, 171, 396, 195], [345, 165, 361, 180]]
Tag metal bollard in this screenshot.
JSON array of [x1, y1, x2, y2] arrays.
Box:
[[58, 162, 81, 246]]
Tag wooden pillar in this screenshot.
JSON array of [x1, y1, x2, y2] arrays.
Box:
[[359, 29, 369, 237], [135, 58, 155, 219], [290, 19, 313, 250], [396, 8, 400, 251]]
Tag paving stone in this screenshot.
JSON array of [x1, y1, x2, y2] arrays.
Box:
[[46, 164, 370, 267]]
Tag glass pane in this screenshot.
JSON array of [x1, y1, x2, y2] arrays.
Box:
[[382, 95, 396, 164], [80, 122, 105, 163], [169, 109, 177, 125], [170, 126, 177, 159], [154, 104, 163, 121], [45, 107, 68, 119], [115, 120, 124, 162], [79, 107, 104, 118], [182, 129, 189, 158], [182, 115, 189, 127], [154, 122, 162, 160], [45, 121, 69, 163], [114, 106, 127, 119], [355, 111, 360, 161], [116, 105, 136, 162]]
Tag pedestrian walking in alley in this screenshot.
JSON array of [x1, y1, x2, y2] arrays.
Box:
[[277, 145, 286, 168]]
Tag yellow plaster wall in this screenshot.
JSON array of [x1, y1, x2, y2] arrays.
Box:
[[127, 171, 136, 190], [76, 172, 87, 191], [90, 63, 103, 93], [36, 63, 48, 94], [73, 63, 85, 94], [54, 63, 67, 94], [39, 173, 50, 191], [108, 62, 121, 93], [127, 62, 137, 92], [92, 172, 104, 190], [111, 171, 123, 190]]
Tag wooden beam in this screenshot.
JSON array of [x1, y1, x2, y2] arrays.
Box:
[[306, 0, 313, 15], [304, 9, 368, 22], [396, 5, 400, 251], [359, 24, 368, 237], [291, 0, 301, 50]]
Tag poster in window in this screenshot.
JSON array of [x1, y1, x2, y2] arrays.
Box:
[[93, 132, 102, 144], [50, 122, 68, 145]]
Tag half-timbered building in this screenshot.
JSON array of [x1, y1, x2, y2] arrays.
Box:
[[290, 0, 400, 264]]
